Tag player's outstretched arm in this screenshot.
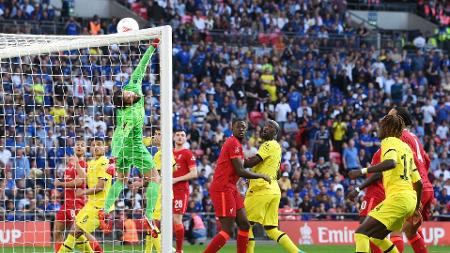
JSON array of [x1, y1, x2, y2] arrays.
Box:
[[232, 158, 270, 183], [128, 39, 159, 91], [347, 172, 382, 200], [348, 159, 396, 179], [244, 155, 263, 168]]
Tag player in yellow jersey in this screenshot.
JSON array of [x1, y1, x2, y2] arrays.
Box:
[[244, 120, 306, 253], [58, 139, 114, 253], [350, 115, 423, 253], [143, 128, 176, 253]]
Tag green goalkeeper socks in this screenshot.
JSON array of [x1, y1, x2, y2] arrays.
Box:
[[145, 182, 160, 219], [104, 180, 124, 213]]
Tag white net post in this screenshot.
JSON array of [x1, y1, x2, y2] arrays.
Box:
[[159, 26, 173, 253], [0, 26, 172, 252]]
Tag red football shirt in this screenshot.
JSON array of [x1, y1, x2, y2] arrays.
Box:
[[210, 136, 244, 192], [173, 148, 196, 192], [63, 160, 87, 209], [364, 149, 385, 200], [401, 129, 433, 191]]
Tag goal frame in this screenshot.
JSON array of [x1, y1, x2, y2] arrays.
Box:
[[0, 25, 173, 252]]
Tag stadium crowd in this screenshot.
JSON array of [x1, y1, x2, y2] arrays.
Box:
[[0, 1, 449, 227]]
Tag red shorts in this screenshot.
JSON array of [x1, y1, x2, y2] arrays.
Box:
[[421, 190, 435, 221], [359, 196, 384, 217], [173, 191, 189, 214], [210, 189, 244, 218], [55, 205, 82, 224]]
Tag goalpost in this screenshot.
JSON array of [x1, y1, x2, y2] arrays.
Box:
[[0, 26, 173, 252]]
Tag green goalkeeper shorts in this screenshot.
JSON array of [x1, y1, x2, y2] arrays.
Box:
[[112, 125, 155, 174]]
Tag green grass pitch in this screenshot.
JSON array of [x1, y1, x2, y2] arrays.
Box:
[[2, 244, 449, 253]]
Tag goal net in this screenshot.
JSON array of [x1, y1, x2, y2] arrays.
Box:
[[0, 26, 173, 253]]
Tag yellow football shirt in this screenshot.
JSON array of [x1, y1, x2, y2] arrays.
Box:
[[86, 156, 112, 208], [332, 122, 347, 141], [248, 140, 281, 195], [380, 137, 421, 198], [154, 150, 176, 171], [50, 107, 67, 124]]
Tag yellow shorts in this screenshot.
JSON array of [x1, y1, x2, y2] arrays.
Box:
[[153, 191, 162, 220], [369, 192, 416, 232], [75, 203, 100, 234], [245, 193, 280, 227]]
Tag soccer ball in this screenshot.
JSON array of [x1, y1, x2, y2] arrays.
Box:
[[117, 18, 139, 33]]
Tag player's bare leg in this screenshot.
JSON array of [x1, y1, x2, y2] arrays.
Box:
[[54, 221, 65, 252], [354, 217, 398, 253]]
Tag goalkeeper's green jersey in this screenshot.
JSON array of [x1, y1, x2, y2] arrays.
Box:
[[115, 46, 156, 136]]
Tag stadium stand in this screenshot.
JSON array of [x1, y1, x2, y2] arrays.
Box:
[[0, 0, 449, 230]]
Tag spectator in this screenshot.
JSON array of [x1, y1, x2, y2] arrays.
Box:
[[434, 162, 450, 181], [279, 172, 292, 192], [187, 213, 207, 245], [342, 139, 360, 171], [11, 148, 30, 179], [0, 138, 12, 168], [65, 17, 81, 35], [313, 124, 332, 162], [275, 96, 292, 128]]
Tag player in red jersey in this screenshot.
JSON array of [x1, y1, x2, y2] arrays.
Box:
[[349, 107, 430, 253], [203, 119, 270, 253], [53, 140, 102, 253], [173, 129, 198, 253]]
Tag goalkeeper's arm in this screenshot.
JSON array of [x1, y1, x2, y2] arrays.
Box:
[[127, 39, 160, 91]]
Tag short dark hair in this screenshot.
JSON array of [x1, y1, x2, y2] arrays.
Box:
[[232, 118, 246, 126], [394, 106, 412, 127]]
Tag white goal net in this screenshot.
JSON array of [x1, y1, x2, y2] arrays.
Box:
[[0, 26, 173, 253]]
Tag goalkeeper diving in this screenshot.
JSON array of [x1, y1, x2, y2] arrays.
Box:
[[101, 39, 161, 229]]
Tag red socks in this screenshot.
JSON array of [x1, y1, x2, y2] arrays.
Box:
[[391, 235, 404, 253], [237, 230, 249, 253], [409, 234, 428, 253], [90, 240, 103, 253], [174, 223, 185, 252], [370, 241, 382, 253], [55, 242, 62, 253], [203, 231, 230, 253]]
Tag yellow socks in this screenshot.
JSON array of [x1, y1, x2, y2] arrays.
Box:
[[371, 238, 399, 253], [145, 228, 161, 253], [58, 234, 93, 253], [354, 233, 370, 253], [58, 234, 76, 253], [145, 233, 153, 253], [76, 235, 94, 253], [265, 227, 299, 253], [246, 226, 255, 253]]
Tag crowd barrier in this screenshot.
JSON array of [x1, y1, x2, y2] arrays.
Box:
[[279, 221, 450, 246], [2, 220, 450, 247], [0, 221, 51, 246]]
